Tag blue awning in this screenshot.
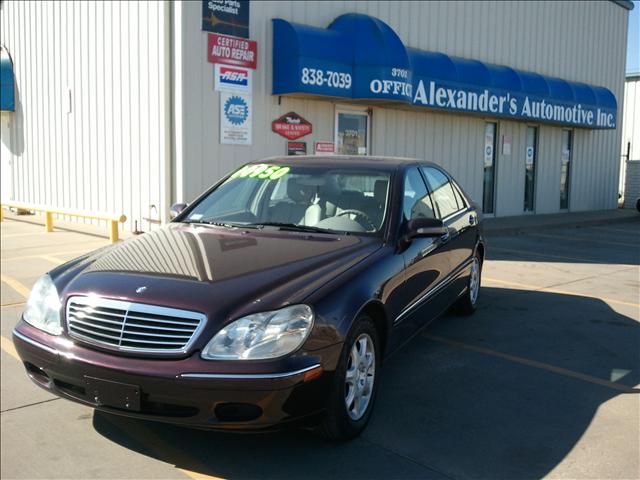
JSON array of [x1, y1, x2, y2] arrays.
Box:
[[272, 14, 617, 129], [0, 46, 15, 112]]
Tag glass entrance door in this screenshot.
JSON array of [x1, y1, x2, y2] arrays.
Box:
[[560, 130, 572, 210], [524, 126, 538, 212], [482, 123, 497, 214], [335, 109, 370, 155]]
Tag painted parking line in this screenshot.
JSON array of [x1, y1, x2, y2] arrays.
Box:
[[585, 225, 640, 235], [424, 334, 640, 394], [100, 415, 225, 480], [488, 246, 603, 264], [482, 276, 640, 309], [529, 232, 640, 249], [1, 273, 31, 299], [1, 335, 20, 361], [1, 249, 92, 262], [1, 301, 25, 308], [38, 254, 65, 265]]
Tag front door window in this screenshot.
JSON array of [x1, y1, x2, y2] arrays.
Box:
[[560, 130, 572, 210], [336, 110, 369, 155], [524, 126, 538, 212], [482, 123, 497, 214]]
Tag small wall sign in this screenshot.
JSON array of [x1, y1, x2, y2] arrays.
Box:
[[287, 141, 307, 156], [315, 141, 335, 155], [207, 33, 257, 69], [271, 112, 312, 140], [202, 0, 250, 39], [220, 92, 252, 145], [502, 135, 512, 156], [214, 64, 252, 94]]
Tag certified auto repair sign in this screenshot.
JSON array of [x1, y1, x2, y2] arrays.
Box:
[[271, 112, 312, 140], [208, 33, 257, 69]]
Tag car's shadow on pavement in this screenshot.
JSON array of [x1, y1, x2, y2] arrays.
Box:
[[93, 287, 640, 480]]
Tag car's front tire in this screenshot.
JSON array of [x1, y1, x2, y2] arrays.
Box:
[[454, 251, 482, 315], [318, 314, 380, 441]]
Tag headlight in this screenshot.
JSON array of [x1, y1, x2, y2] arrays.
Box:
[[201, 305, 314, 360], [23, 274, 63, 335]]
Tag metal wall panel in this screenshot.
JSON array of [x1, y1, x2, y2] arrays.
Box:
[[1, 0, 629, 227], [176, 0, 628, 217], [0, 0, 168, 231]]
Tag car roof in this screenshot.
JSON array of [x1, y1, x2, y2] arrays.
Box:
[[247, 155, 438, 171]]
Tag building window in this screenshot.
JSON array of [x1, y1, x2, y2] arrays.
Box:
[[335, 107, 370, 155], [482, 122, 497, 214], [524, 126, 538, 212], [560, 130, 572, 210]]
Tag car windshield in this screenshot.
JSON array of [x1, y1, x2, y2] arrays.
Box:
[[183, 163, 392, 235]]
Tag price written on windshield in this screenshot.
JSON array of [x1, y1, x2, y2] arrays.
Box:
[[301, 68, 352, 89]]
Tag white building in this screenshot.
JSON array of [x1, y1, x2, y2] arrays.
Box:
[[0, 0, 633, 232], [620, 74, 640, 208]]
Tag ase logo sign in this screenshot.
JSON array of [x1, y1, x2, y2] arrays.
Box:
[[220, 92, 252, 145], [215, 64, 252, 94], [224, 96, 249, 125]]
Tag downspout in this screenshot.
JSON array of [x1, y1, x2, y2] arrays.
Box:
[[170, 0, 185, 211], [162, 0, 174, 223]]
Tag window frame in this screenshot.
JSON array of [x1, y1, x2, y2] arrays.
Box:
[[334, 105, 371, 156]]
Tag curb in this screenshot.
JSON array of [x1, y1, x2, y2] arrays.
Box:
[[484, 211, 639, 236]]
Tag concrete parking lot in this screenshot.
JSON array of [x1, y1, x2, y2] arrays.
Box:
[[1, 214, 639, 480]]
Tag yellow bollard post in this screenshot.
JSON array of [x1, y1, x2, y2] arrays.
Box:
[[45, 211, 54, 232], [109, 220, 119, 243]]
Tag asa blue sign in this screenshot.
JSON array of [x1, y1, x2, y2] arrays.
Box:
[[272, 15, 617, 129]]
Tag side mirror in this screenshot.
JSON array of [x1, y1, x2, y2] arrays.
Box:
[[404, 217, 448, 240], [170, 202, 188, 219]]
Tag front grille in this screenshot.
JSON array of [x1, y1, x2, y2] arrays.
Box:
[[66, 296, 205, 355]]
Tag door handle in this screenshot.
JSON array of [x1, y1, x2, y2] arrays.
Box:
[[469, 215, 476, 226], [440, 230, 450, 243]]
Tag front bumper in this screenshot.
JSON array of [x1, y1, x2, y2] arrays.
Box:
[[12, 322, 341, 430]]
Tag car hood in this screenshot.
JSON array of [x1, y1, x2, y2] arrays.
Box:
[[57, 223, 382, 328]]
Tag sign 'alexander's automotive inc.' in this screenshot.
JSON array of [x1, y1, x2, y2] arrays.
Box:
[[208, 33, 257, 69], [272, 15, 618, 129], [271, 112, 312, 140]]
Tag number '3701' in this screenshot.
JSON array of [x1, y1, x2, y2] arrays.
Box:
[[301, 68, 352, 90]]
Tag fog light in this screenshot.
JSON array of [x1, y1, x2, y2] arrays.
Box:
[[214, 402, 262, 422]]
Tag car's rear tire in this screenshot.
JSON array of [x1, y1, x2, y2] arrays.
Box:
[[318, 314, 380, 441], [454, 252, 482, 315]]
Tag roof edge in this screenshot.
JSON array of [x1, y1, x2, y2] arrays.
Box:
[[611, 0, 634, 10]]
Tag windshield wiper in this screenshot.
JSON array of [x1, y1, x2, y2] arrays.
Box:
[[244, 222, 342, 234], [182, 219, 258, 229]]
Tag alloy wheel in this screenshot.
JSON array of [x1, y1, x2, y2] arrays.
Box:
[[344, 333, 375, 421]]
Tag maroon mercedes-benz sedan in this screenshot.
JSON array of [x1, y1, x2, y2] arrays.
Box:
[[13, 156, 484, 440]]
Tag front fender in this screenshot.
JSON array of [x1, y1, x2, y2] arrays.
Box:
[[302, 246, 403, 355]]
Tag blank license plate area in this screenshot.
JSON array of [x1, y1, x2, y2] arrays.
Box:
[[84, 376, 141, 412]]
